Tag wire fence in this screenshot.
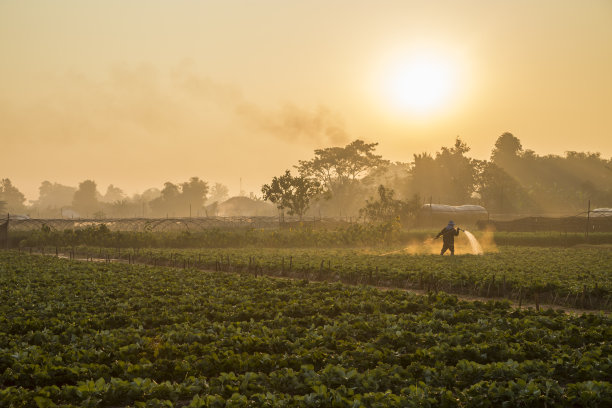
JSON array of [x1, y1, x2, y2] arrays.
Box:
[[6, 216, 357, 232]]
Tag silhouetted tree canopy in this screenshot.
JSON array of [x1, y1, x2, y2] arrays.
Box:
[[149, 177, 209, 217], [262, 170, 323, 220], [35, 181, 76, 214], [491, 132, 523, 163], [297, 139, 388, 215], [409, 137, 477, 205], [72, 180, 100, 216], [0, 179, 27, 214]]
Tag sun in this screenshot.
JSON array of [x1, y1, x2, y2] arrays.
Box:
[[378, 52, 458, 116]]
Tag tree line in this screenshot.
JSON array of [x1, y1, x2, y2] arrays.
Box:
[[260, 133, 612, 221], [3, 132, 611, 220], [0, 178, 230, 219]]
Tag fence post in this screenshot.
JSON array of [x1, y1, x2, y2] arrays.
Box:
[[0, 214, 8, 250], [585, 200, 590, 241]]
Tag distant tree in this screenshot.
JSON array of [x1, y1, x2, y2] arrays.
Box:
[[296, 139, 388, 215], [36, 181, 76, 210], [409, 137, 478, 205], [476, 162, 536, 213], [72, 180, 100, 217], [360, 185, 420, 224], [180, 177, 209, 212], [491, 132, 523, 163], [102, 184, 126, 203], [148, 178, 209, 217], [208, 183, 229, 203], [262, 170, 322, 220], [149, 182, 181, 216], [105, 199, 138, 218], [437, 137, 478, 203], [0, 178, 27, 214], [297, 140, 387, 194]]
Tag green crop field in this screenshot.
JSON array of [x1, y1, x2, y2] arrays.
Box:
[[1, 252, 611, 407], [44, 245, 612, 311]]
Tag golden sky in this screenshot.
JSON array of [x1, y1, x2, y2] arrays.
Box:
[[1, 0, 611, 201]]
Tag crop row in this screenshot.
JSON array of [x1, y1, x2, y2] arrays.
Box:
[[1, 252, 611, 407], [24, 245, 612, 311], [11, 224, 612, 249]]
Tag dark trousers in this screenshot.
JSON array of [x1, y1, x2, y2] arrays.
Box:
[[441, 242, 454, 255]]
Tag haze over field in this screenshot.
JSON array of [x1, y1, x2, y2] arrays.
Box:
[[1, 0, 611, 201]]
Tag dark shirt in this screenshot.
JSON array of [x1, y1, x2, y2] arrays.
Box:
[[436, 227, 459, 244]]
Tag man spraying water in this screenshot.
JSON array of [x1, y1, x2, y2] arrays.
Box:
[[434, 220, 462, 255]]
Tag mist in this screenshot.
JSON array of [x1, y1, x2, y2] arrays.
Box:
[[3, 134, 611, 221]]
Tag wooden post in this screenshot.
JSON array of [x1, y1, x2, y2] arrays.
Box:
[[585, 200, 591, 241], [1, 213, 8, 250], [429, 197, 433, 228]]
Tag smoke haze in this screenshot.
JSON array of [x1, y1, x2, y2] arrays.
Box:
[[1, 1, 611, 202]]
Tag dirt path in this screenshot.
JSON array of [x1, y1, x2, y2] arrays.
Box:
[[33, 251, 610, 316]]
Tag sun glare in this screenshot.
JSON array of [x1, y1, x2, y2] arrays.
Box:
[[379, 52, 458, 117]]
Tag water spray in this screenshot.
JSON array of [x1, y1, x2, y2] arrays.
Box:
[[462, 229, 483, 255], [379, 227, 484, 256]]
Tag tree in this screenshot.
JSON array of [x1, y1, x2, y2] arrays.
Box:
[[409, 137, 478, 205], [72, 180, 100, 217], [149, 182, 181, 216], [105, 199, 140, 218], [436, 137, 478, 204], [491, 132, 523, 163], [360, 185, 421, 224], [208, 183, 230, 203], [476, 162, 536, 213], [297, 140, 387, 193], [148, 178, 209, 217], [0, 178, 27, 214], [296, 139, 388, 215], [180, 177, 208, 212], [262, 170, 322, 220], [102, 185, 126, 203], [36, 181, 76, 210]]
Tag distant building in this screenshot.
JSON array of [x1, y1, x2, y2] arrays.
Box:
[[419, 204, 488, 226], [217, 196, 277, 217], [590, 208, 612, 217]]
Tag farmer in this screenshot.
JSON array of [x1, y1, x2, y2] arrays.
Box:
[[435, 220, 461, 255]]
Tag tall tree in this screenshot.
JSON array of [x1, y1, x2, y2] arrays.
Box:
[[476, 162, 536, 213], [436, 137, 478, 204], [72, 180, 100, 216], [102, 185, 126, 203], [180, 177, 209, 212], [296, 140, 388, 215], [262, 170, 322, 220], [36, 181, 76, 209], [208, 183, 230, 203], [149, 182, 181, 216], [409, 137, 478, 205], [0, 179, 27, 214], [491, 132, 523, 164]]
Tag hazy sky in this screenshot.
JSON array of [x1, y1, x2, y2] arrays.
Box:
[[1, 0, 611, 201]]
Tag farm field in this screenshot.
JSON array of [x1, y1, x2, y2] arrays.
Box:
[[42, 245, 612, 311], [1, 252, 612, 407]]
